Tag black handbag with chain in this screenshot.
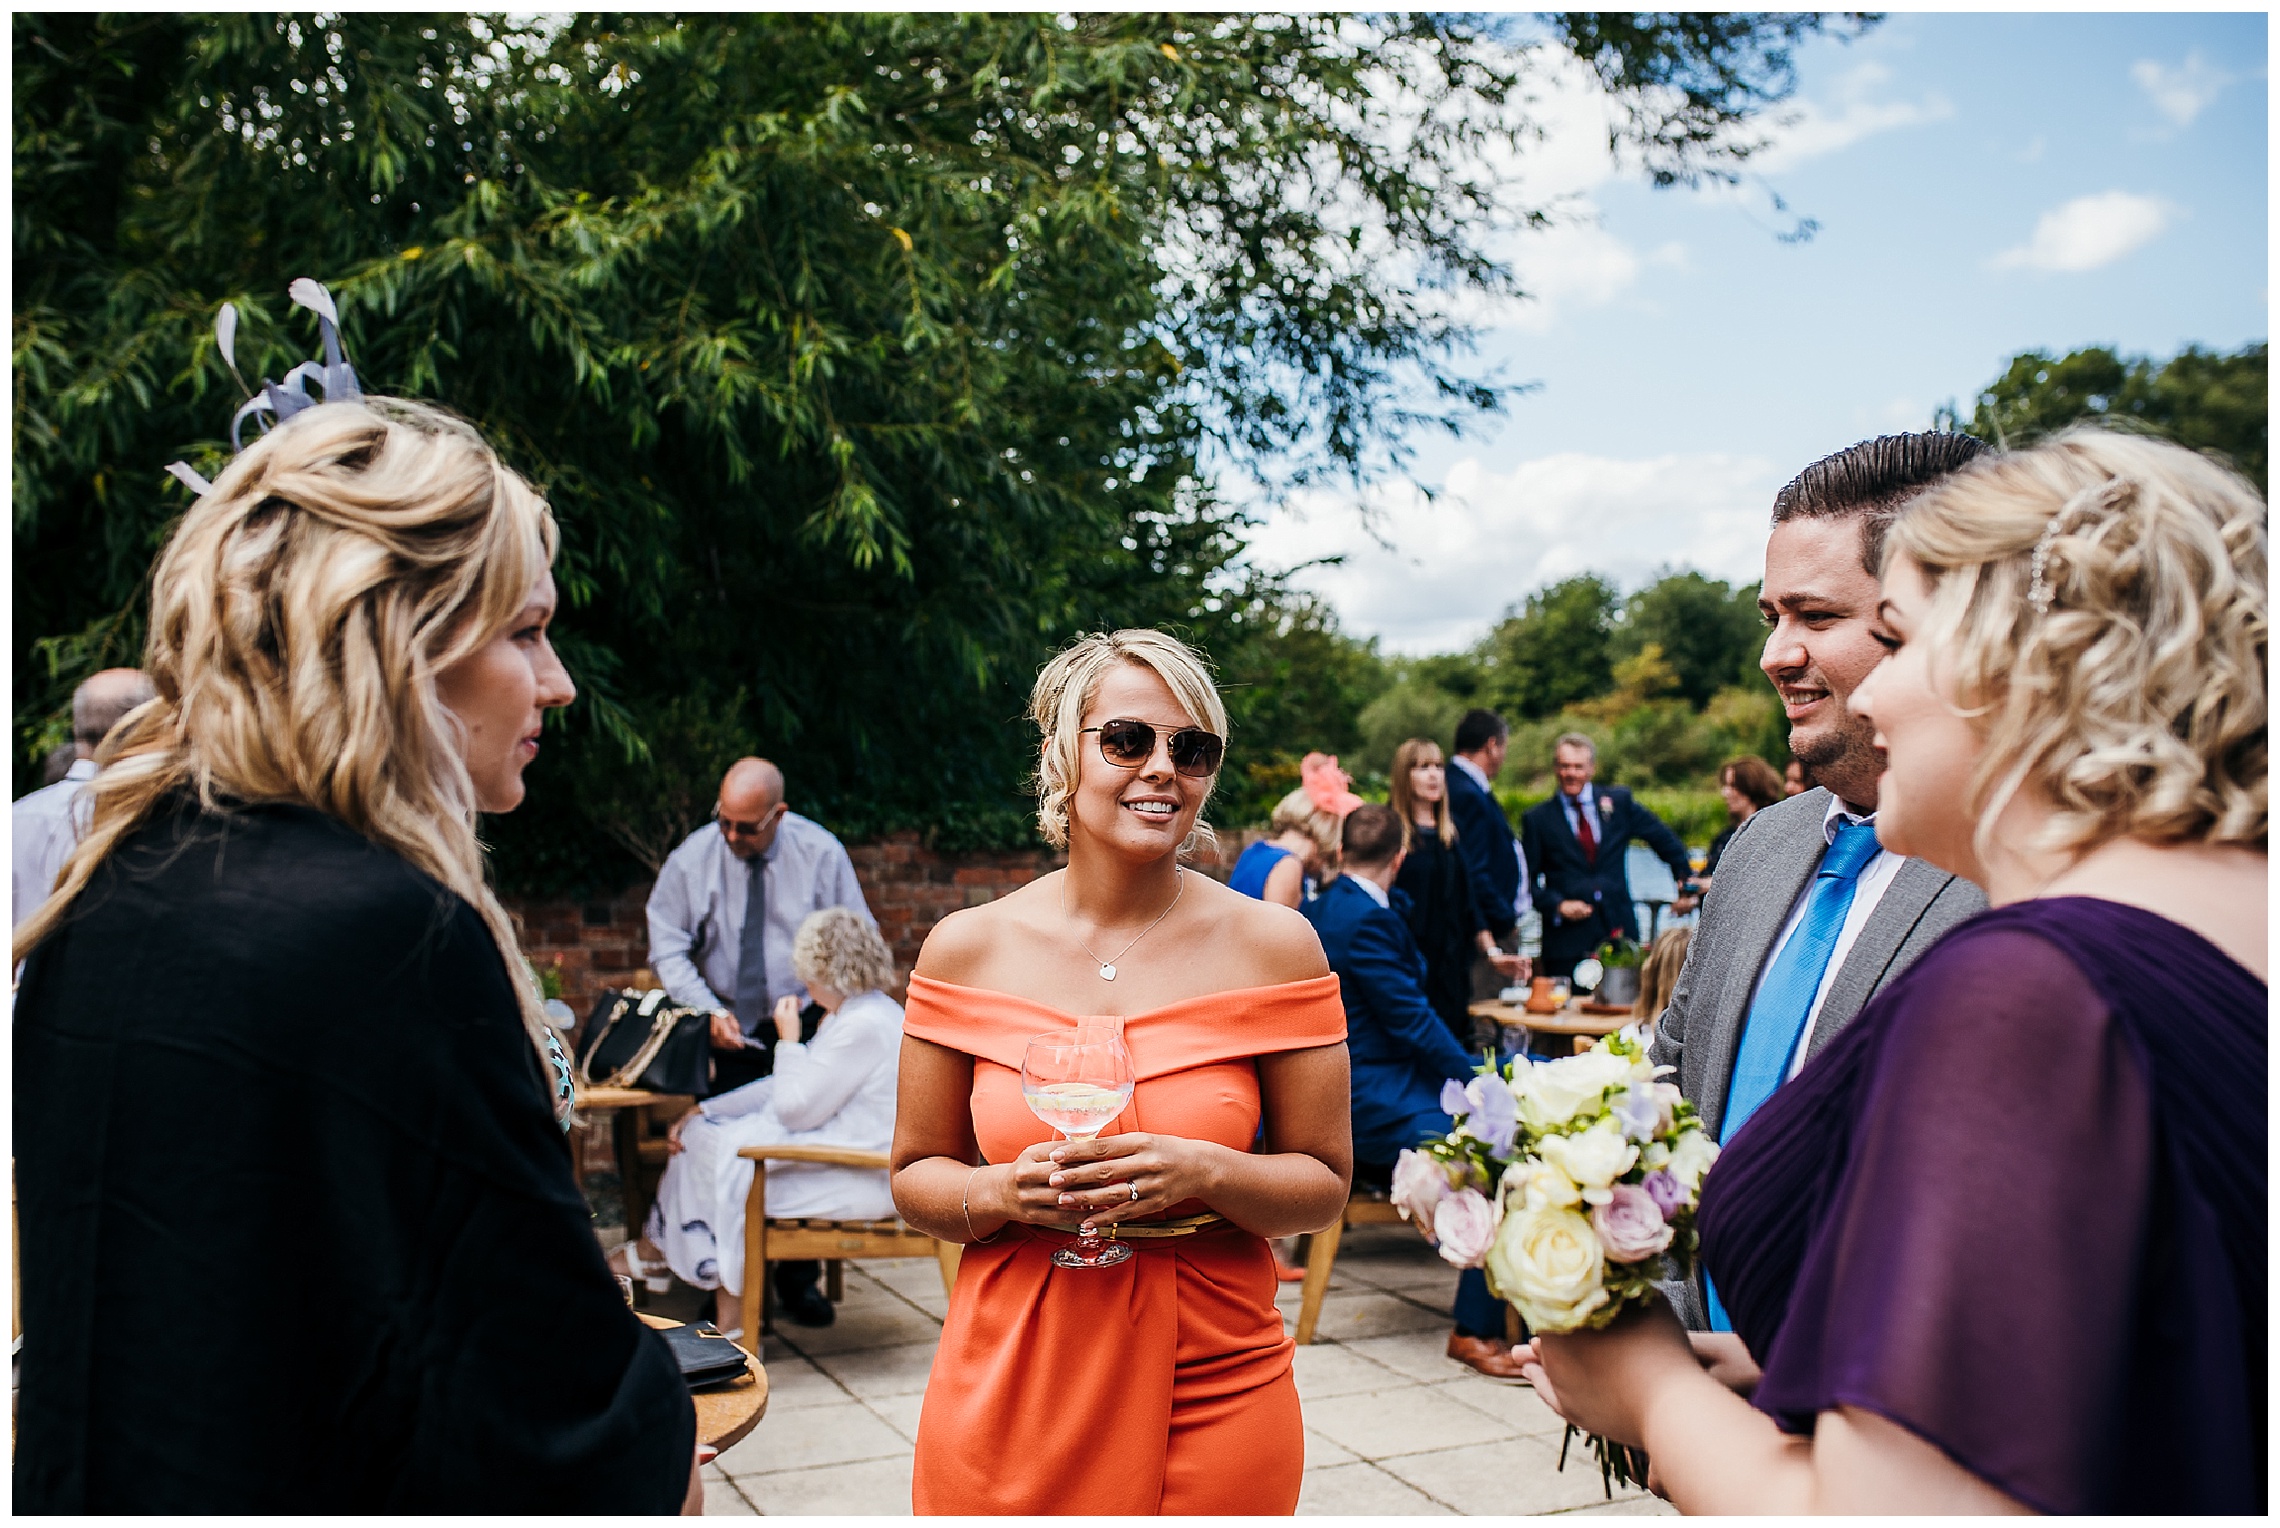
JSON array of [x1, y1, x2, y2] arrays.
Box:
[[575, 988, 714, 1097]]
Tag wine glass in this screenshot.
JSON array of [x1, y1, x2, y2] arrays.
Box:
[[1020, 1028, 1137, 1270]]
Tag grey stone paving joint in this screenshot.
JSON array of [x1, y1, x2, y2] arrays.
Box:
[[655, 1224, 1672, 1516]]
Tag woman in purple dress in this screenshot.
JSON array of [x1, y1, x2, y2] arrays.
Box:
[[1521, 429, 2266, 1513]]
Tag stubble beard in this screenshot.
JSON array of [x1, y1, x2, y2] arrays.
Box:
[[1790, 710, 1883, 809]]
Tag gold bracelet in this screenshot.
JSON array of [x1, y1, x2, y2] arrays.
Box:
[[962, 1165, 1002, 1245]]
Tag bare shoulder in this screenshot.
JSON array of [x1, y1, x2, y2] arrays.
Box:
[[912, 873, 1056, 984], [1188, 872, 1329, 984]]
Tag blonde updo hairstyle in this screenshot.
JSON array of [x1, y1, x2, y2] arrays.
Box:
[[1268, 788, 1345, 864], [13, 397, 562, 1066], [1030, 629, 1227, 857], [1884, 427, 2266, 865], [792, 907, 899, 999]]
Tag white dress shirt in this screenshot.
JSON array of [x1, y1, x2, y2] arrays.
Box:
[[1748, 794, 1907, 1080], [645, 810, 875, 1018], [13, 758, 98, 930]]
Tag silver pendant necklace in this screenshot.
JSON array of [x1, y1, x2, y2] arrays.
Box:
[[1063, 869, 1184, 980]]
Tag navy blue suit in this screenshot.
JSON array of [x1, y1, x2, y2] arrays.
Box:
[[1521, 786, 1694, 976], [1304, 873, 1508, 1339], [1303, 875, 1478, 1165], [1445, 759, 1521, 940]]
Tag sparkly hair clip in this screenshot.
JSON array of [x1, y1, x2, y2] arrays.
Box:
[[165, 278, 362, 497], [2027, 476, 2132, 615]]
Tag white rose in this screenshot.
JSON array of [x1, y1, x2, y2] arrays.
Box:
[[1538, 1122, 1639, 1203], [1640, 1140, 1673, 1171], [1664, 1128, 1719, 1195], [1486, 1205, 1611, 1334], [1514, 1050, 1633, 1128], [1506, 1160, 1583, 1213]]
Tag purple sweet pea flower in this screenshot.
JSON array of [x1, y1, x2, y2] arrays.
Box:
[[1463, 1074, 1519, 1157], [1642, 1168, 1687, 1218], [1611, 1081, 1661, 1143], [1441, 1078, 1471, 1118]]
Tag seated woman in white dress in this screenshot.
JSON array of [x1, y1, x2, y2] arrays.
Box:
[[612, 906, 900, 1333]]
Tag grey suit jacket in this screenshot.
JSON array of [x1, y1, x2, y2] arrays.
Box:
[[1649, 787, 1986, 1329]]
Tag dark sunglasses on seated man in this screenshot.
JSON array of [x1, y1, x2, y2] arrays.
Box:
[[1082, 718, 1224, 778]]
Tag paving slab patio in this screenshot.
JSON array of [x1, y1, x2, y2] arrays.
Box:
[[674, 1223, 1672, 1516]]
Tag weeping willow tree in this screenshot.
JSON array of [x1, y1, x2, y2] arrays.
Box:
[[14, 11, 1847, 890]]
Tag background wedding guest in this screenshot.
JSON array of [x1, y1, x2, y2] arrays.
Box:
[[1520, 734, 1697, 981], [1781, 758, 1808, 796], [11, 667, 154, 929], [646, 757, 876, 1319], [1526, 428, 2266, 1514], [647, 755, 875, 1095], [1307, 803, 1524, 1379], [894, 628, 1349, 1514], [1445, 708, 1541, 991], [39, 740, 86, 787], [1700, 755, 1784, 883], [1631, 925, 1691, 1027], [13, 398, 697, 1512], [1389, 736, 1522, 1042], [617, 907, 902, 1335], [1228, 753, 1357, 907], [1646, 433, 1990, 1338]]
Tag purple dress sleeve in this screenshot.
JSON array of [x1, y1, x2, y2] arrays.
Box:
[[1749, 925, 2154, 1514]]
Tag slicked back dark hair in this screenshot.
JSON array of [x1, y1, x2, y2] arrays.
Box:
[[1340, 802, 1406, 867], [1453, 707, 1508, 755], [1773, 432, 1993, 573]]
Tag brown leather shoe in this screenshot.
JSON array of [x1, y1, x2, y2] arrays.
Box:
[[1447, 1332, 1530, 1380]]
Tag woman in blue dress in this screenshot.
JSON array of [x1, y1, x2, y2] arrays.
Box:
[[1227, 753, 1359, 907]]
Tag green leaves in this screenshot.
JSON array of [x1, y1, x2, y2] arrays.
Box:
[[15, 12, 1829, 888]]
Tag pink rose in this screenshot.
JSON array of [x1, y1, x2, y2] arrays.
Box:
[[1433, 1188, 1497, 1269], [1391, 1149, 1452, 1231], [1590, 1182, 1674, 1264]]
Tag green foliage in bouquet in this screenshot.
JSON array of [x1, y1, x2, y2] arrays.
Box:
[[1595, 937, 1645, 971]]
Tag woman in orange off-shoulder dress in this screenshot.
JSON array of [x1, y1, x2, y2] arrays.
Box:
[[891, 630, 1352, 1515]]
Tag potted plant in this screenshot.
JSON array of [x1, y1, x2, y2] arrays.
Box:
[[1586, 938, 1645, 1008]]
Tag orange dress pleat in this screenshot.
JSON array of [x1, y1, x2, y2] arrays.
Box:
[[904, 975, 1346, 1516]]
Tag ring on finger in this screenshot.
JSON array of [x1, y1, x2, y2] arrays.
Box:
[[1127, 1181, 1141, 1203]]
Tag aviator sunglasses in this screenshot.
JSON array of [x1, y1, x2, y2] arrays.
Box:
[[1082, 719, 1225, 778]]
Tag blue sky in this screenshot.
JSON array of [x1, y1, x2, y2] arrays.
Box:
[[1245, 11, 2269, 654]]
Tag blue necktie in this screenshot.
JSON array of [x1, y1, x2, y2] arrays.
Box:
[[733, 854, 769, 1037], [1705, 818, 1881, 1332]]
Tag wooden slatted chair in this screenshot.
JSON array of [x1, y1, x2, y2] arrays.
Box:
[[1293, 1186, 1410, 1344], [737, 1143, 961, 1352]]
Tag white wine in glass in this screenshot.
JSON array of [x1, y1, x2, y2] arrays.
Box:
[[1020, 1029, 1136, 1270]]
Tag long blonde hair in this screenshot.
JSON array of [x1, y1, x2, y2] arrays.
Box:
[[1030, 629, 1227, 857], [14, 397, 561, 1064], [1387, 737, 1458, 850], [1886, 427, 2266, 864]]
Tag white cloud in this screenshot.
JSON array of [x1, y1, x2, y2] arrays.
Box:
[[1243, 453, 1780, 654], [1991, 191, 2175, 273], [1750, 63, 1954, 174], [2132, 52, 2228, 127]]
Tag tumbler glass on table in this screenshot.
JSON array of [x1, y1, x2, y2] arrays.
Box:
[[1020, 1028, 1137, 1269]]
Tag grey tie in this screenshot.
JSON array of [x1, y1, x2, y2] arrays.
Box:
[[733, 854, 769, 1036]]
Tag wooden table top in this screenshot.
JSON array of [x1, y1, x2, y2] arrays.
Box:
[[639, 1313, 768, 1452], [1468, 998, 1638, 1038], [577, 1085, 669, 1111]]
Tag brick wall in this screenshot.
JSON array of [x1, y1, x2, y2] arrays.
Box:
[[507, 829, 1258, 1016]]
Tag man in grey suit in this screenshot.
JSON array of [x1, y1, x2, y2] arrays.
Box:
[[1651, 434, 1992, 1335]]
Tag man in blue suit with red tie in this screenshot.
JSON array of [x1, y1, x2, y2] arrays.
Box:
[[1304, 803, 1525, 1379], [1520, 733, 1698, 980]]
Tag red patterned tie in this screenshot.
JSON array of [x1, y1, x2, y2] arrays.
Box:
[[1574, 797, 1597, 862]]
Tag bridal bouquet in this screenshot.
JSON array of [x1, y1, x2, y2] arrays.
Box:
[[1391, 1029, 1717, 1490]]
